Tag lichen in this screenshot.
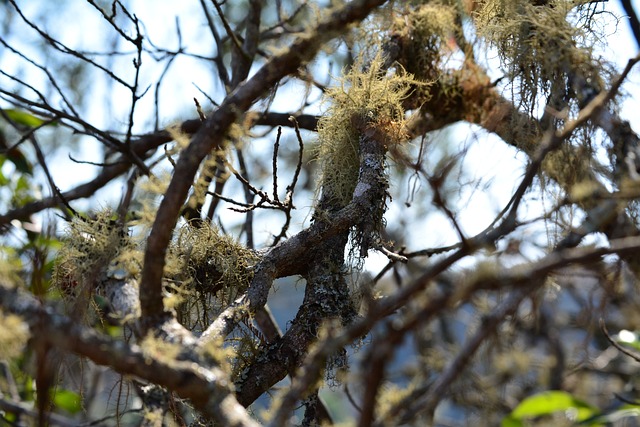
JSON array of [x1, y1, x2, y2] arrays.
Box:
[[140, 334, 182, 365], [53, 209, 135, 298], [315, 52, 418, 209], [389, 2, 459, 81], [175, 223, 257, 299], [474, 0, 605, 114], [168, 223, 259, 331], [0, 309, 29, 360]]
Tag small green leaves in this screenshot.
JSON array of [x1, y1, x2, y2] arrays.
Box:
[[2, 108, 56, 128], [502, 391, 600, 427], [0, 128, 32, 175], [51, 389, 82, 414]]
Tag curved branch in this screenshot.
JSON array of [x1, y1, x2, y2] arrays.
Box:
[[139, 0, 388, 322]]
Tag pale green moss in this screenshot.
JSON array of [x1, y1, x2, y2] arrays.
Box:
[[172, 223, 258, 305], [315, 53, 419, 207], [0, 310, 30, 360]]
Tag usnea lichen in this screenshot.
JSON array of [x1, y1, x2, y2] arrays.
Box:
[[390, 2, 459, 81], [315, 53, 418, 208], [170, 223, 258, 326], [474, 0, 605, 113], [0, 309, 29, 360], [178, 223, 257, 297], [53, 210, 136, 297]]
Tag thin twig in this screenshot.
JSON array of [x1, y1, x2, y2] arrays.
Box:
[[211, 0, 246, 59], [236, 148, 254, 248], [9, 0, 133, 89], [31, 137, 78, 219], [600, 318, 640, 363], [194, 98, 207, 121], [198, 0, 230, 88], [272, 126, 281, 203]]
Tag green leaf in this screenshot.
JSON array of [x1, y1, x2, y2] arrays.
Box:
[[6, 151, 33, 175], [0, 148, 33, 176], [501, 415, 523, 427], [51, 389, 82, 414], [505, 391, 599, 424], [0, 168, 7, 186], [2, 108, 56, 128]]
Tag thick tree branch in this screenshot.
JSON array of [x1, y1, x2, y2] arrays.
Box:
[[0, 283, 258, 427], [140, 0, 388, 323]]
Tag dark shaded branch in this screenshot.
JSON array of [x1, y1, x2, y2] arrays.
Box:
[[198, 0, 230, 88], [230, 0, 262, 88], [358, 323, 402, 427], [621, 0, 640, 49]]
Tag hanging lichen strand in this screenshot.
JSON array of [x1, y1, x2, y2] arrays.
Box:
[[474, 0, 606, 115], [314, 52, 418, 262], [315, 52, 416, 218]]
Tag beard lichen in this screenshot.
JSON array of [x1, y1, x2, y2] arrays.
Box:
[[315, 52, 418, 209], [53, 210, 135, 299], [474, 0, 606, 114], [0, 309, 29, 360], [389, 1, 458, 82], [169, 223, 258, 329]]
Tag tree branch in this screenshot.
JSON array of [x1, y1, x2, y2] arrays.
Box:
[[0, 283, 258, 427], [140, 0, 388, 323]]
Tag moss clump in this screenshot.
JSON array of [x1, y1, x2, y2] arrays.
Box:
[[315, 53, 418, 208], [172, 223, 258, 306], [474, 0, 605, 113], [390, 2, 458, 81], [53, 210, 134, 297]]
